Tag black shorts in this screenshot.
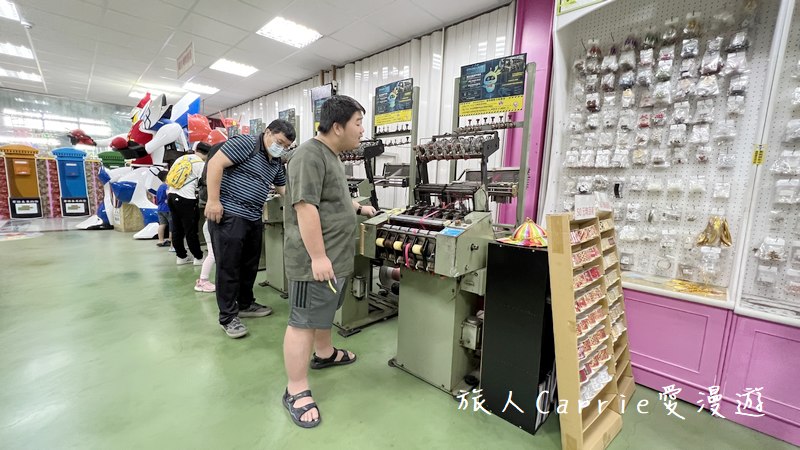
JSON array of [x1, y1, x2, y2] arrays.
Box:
[[288, 278, 348, 329]]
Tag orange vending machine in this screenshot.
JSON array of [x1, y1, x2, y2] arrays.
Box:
[[1, 145, 42, 218]]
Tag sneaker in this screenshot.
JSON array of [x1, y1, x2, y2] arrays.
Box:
[[239, 302, 273, 318], [155, 241, 168, 247], [176, 256, 192, 265], [221, 317, 248, 338], [168, 247, 176, 253], [193, 257, 204, 266], [194, 279, 216, 293]]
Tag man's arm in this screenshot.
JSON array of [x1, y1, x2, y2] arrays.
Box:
[[204, 151, 234, 223], [275, 185, 286, 196], [295, 201, 334, 281], [351, 199, 377, 217]]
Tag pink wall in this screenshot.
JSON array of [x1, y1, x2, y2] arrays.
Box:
[[499, 0, 554, 224]]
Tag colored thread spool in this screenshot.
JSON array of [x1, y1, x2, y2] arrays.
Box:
[[412, 244, 423, 255], [393, 241, 403, 251], [375, 238, 385, 247]]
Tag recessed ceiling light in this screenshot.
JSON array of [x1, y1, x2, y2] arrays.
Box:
[[257, 17, 322, 48], [0, 1, 20, 22], [0, 42, 32, 58], [210, 58, 258, 77], [0, 66, 41, 82], [183, 81, 219, 95]]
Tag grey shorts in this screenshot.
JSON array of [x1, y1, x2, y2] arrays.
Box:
[[157, 211, 170, 225], [288, 278, 347, 329]]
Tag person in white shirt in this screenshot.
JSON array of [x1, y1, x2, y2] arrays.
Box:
[[167, 145, 208, 265]]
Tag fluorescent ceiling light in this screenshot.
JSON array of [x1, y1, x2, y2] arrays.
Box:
[[210, 58, 258, 77], [129, 90, 160, 99], [0, 42, 32, 58], [0, 1, 20, 22], [0, 66, 41, 82], [257, 17, 322, 48], [182, 81, 219, 95]]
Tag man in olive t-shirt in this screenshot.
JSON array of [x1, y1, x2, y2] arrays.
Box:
[[281, 96, 376, 429]]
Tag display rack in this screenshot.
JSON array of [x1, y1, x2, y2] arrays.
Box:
[[737, 1, 800, 325], [542, 0, 782, 306], [372, 85, 419, 207], [547, 211, 634, 450]]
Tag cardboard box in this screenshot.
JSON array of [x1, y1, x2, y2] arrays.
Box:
[[113, 203, 143, 232]]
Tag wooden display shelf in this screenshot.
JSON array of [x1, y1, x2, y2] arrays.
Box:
[[548, 211, 634, 450]]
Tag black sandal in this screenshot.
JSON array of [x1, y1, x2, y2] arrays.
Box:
[[283, 388, 321, 428], [310, 347, 357, 370]]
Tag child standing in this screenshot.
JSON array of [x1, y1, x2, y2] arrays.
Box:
[[154, 171, 172, 247]]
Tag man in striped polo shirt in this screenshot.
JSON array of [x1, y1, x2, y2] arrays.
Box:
[[204, 119, 296, 338]]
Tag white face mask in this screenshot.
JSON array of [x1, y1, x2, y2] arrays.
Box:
[[267, 142, 285, 158]]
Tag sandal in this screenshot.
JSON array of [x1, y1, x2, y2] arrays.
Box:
[[310, 347, 357, 370], [283, 388, 321, 428]]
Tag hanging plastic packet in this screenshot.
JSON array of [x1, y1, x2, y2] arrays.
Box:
[[727, 30, 750, 52], [768, 210, 786, 230], [756, 265, 778, 287], [636, 67, 654, 87], [684, 13, 703, 38], [584, 132, 599, 147], [563, 176, 577, 194], [673, 101, 691, 124], [632, 146, 649, 166], [616, 130, 634, 148], [635, 128, 651, 146], [603, 92, 617, 107], [667, 177, 685, 193], [601, 73, 616, 92], [586, 112, 601, 130], [727, 95, 746, 115], [774, 179, 800, 204], [564, 149, 581, 168], [714, 119, 737, 142], [618, 109, 636, 131], [681, 38, 700, 58], [619, 225, 640, 242], [785, 119, 800, 142], [791, 241, 800, 267], [673, 78, 695, 102], [595, 149, 613, 168], [659, 46, 676, 62], [599, 131, 614, 148], [626, 203, 643, 222], [611, 148, 631, 168], [638, 112, 651, 128], [602, 109, 619, 129], [680, 58, 699, 79], [718, 150, 737, 168], [619, 34, 638, 70], [756, 237, 787, 262], [593, 174, 610, 191], [573, 57, 586, 76], [673, 147, 690, 164], [568, 112, 584, 133], [712, 181, 732, 199], [586, 92, 601, 112], [700, 37, 724, 75], [619, 70, 636, 90], [574, 79, 585, 100], [579, 148, 597, 168], [652, 109, 668, 127], [651, 147, 671, 168], [651, 128, 665, 145], [642, 29, 660, 50], [629, 176, 645, 191], [639, 48, 655, 67], [720, 52, 749, 77], [688, 176, 707, 194], [639, 92, 655, 108], [585, 39, 602, 73], [662, 18, 680, 45], [621, 88, 636, 108], [770, 150, 800, 175], [586, 74, 599, 93], [729, 74, 749, 95], [694, 99, 716, 123], [655, 59, 674, 81], [646, 176, 665, 192], [696, 75, 721, 97], [669, 124, 687, 147], [601, 45, 619, 73], [689, 124, 711, 145], [695, 145, 712, 163], [653, 81, 673, 105], [785, 269, 800, 295], [576, 176, 594, 194]]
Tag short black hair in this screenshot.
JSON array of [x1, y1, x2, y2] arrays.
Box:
[[267, 119, 296, 143], [157, 170, 167, 182], [318, 95, 365, 133], [193, 142, 211, 155]]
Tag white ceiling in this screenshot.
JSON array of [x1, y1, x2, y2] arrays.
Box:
[[1, 0, 510, 114]]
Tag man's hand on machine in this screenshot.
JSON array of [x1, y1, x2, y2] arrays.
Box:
[[205, 200, 224, 223], [359, 205, 377, 217], [312, 256, 335, 282]]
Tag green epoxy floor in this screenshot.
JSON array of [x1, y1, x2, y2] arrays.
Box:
[[0, 229, 796, 449]]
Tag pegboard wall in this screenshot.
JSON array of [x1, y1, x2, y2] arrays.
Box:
[[739, 2, 800, 319], [546, 0, 779, 299]]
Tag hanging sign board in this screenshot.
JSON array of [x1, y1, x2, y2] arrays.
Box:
[[311, 84, 335, 132], [458, 54, 526, 117], [176, 42, 195, 78], [279, 108, 298, 134], [557, 0, 607, 15], [374, 78, 413, 126]]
